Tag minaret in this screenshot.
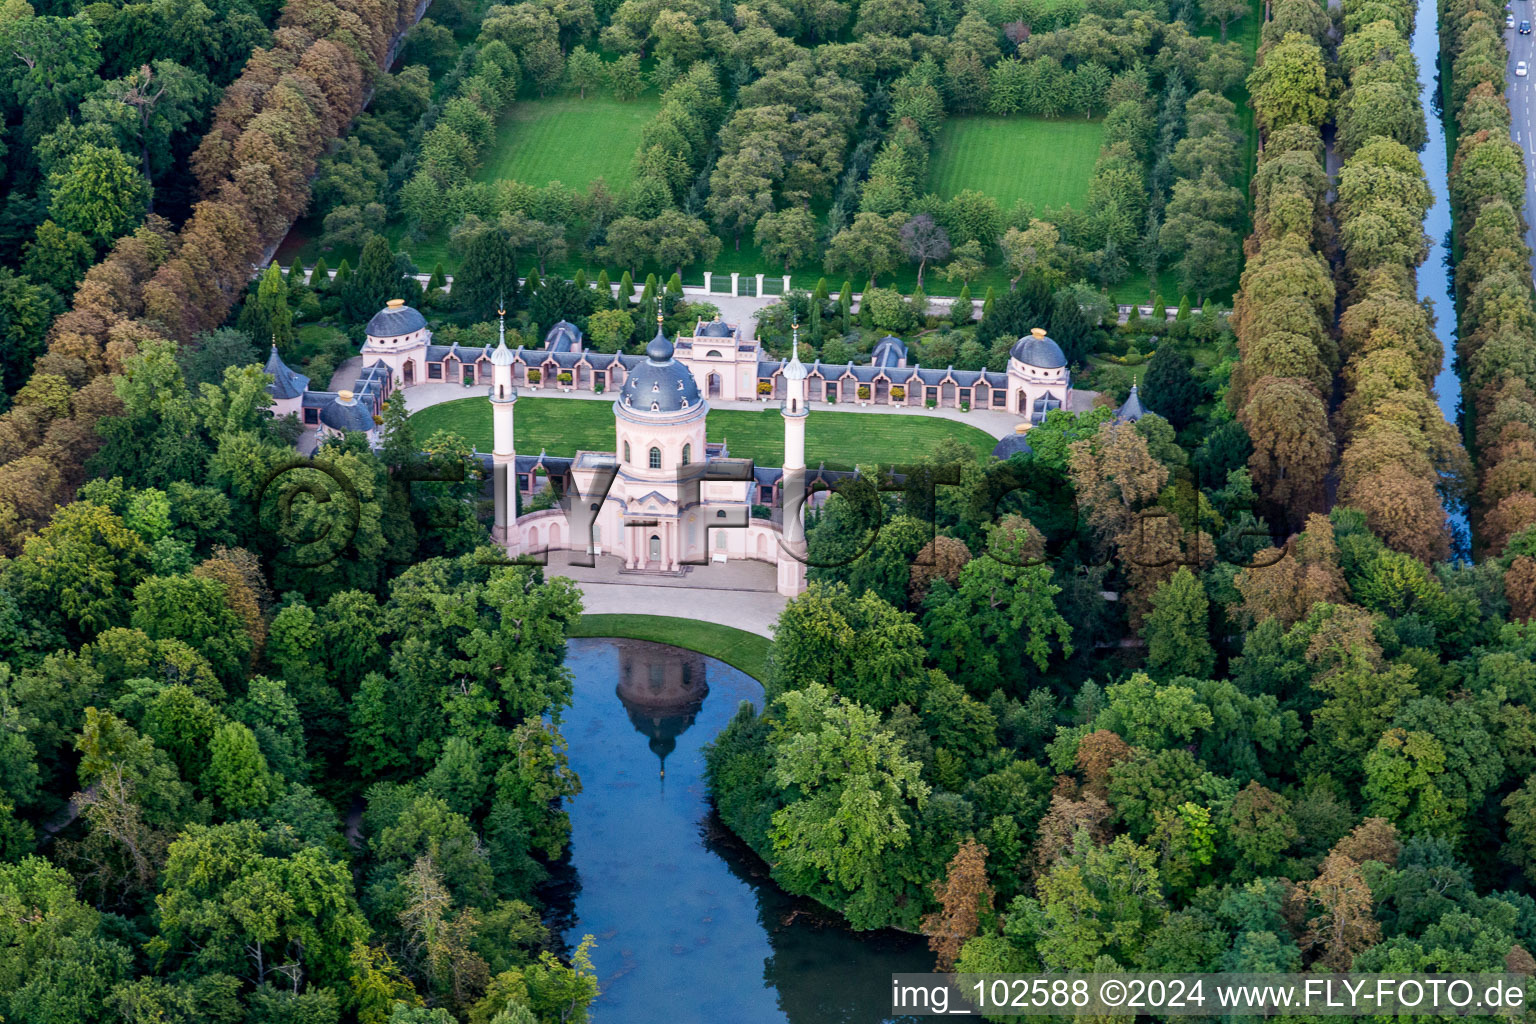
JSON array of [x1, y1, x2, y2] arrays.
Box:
[[489, 307, 519, 550], [778, 319, 808, 597]]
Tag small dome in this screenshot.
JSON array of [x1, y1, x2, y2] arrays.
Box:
[[1010, 327, 1066, 369], [698, 317, 733, 338], [1115, 384, 1146, 423], [320, 390, 376, 432], [491, 339, 516, 366], [366, 299, 427, 339], [646, 324, 674, 362], [544, 320, 582, 351], [992, 423, 1034, 459], [784, 355, 807, 381]]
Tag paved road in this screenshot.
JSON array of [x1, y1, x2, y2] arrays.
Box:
[[1507, 6, 1536, 274]]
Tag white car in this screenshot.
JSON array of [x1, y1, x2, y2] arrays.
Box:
[[1509, 13, 1517, 26], [1519, 60, 1530, 76]]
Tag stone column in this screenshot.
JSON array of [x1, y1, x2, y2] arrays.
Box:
[[755, 273, 765, 295], [730, 272, 739, 296], [782, 275, 791, 293], [703, 271, 712, 293]]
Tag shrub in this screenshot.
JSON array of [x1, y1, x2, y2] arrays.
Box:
[[528, 369, 542, 383], [757, 380, 772, 395], [891, 385, 906, 401], [558, 371, 573, 384], [858, 385, 871, 399], [926, 398, 937, 408]]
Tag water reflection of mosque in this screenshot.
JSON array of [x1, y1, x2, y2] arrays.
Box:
[[613, 639, 709, 779]]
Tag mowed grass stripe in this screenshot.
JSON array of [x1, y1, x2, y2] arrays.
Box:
[[477, 95, 661, 191], [569, 615, 773, 682], [928, 116, 1105, 212], [409, 395, 998, 469]]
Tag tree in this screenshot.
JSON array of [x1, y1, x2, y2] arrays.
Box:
[[1143, 567, 1214, 678], [21, 220, 95, 294], [1203, 0, 1246, 41], [1142, 347, 1202, 428], [585, 308, 633, 350], [606, 52, 644, 100], [83, 60, 213, 204], [900, 214, 951, 288], [456, 230, 520, 316], [1287, 851, 1380, 969], [1246, 33, 1330, 132], [922, 839, 993, 971], [824, 213, 904, 286], [239, 264, 295, 354], [345, 235, 409, 320], [565, 45, 603, 98], [768, 683, 930, 929], [707, 148, 779, 249], [942, 239, 987, 286], [48, 144, 150, 247], [755, 208, 819, 269], [1000, 220, 1068, 286]]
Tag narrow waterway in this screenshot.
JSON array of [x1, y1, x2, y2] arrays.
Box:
[[546, 638, 929, 1023], [1412, 0, 1472, 546]]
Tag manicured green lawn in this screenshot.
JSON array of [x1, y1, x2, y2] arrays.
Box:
[[410, 395, 999, 469], [569, 614, 772, 683], [927, 116, 1105, 213], [478, 94, 660, 193]]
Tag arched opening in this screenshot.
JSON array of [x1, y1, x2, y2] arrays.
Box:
[[1016, 389, 1027, 412], [403, 361, 415, 385], [649, 534, 661, 561], [1031, 391, 1062, 424], [681, 443, 691, 466], [708, 373, 721, 398], [624, 441, 631, 462], [649, 447, 662, 469]]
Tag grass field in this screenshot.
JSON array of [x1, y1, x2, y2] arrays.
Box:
[[927, 116, 1105, 212], [410, 395, 999, 469], [569, 614, 772, 683], [477, 94, 660, 193]]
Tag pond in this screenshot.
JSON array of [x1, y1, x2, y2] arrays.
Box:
[[545, 637, 930, 1023]]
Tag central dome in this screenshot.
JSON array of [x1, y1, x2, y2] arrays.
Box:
[[621, 319, 700, 416]]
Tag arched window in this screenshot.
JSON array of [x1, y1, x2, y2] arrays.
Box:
[[624, 441, 631, 462], [681, 443, 691, 466], [716, 509, 727, 518], [649, 446, 662, 469], [1031, 392, 1062, 424]]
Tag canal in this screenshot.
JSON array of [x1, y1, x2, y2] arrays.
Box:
[[1412, 0, 1472, 545], [546, 638, 929, 1023]]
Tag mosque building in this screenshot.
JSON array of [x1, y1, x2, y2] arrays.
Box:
[[263, 297, 1131, 595]]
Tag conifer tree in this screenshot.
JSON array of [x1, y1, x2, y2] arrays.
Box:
[[838, 280, 853, 333], [595, 269, 611, 299], [618, 270, 634, 306], [240, 263, 294, 353], [573, 268, 588, 290], [982, 285, 996, 319], [310, 256, 331, 292], [952, 283, 972, 327]]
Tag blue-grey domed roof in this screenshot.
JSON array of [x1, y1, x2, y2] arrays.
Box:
[[698, 318, 733, 338], [545, 320, 581, 351], [264, 345, 309, 399], [872, 335, 907, 367], [366, 300, 427, 339], [622, 325, 700, 416], [992, 430, 1034, 459], [320, 391, 377, 432], [1010, 328, 1066, 369]]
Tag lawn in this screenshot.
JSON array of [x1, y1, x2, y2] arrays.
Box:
[[569, 614, 772, 683], [409, 395, 1000, 469], [927, 116, 1106, 213], [477, 94, 660, 193]]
